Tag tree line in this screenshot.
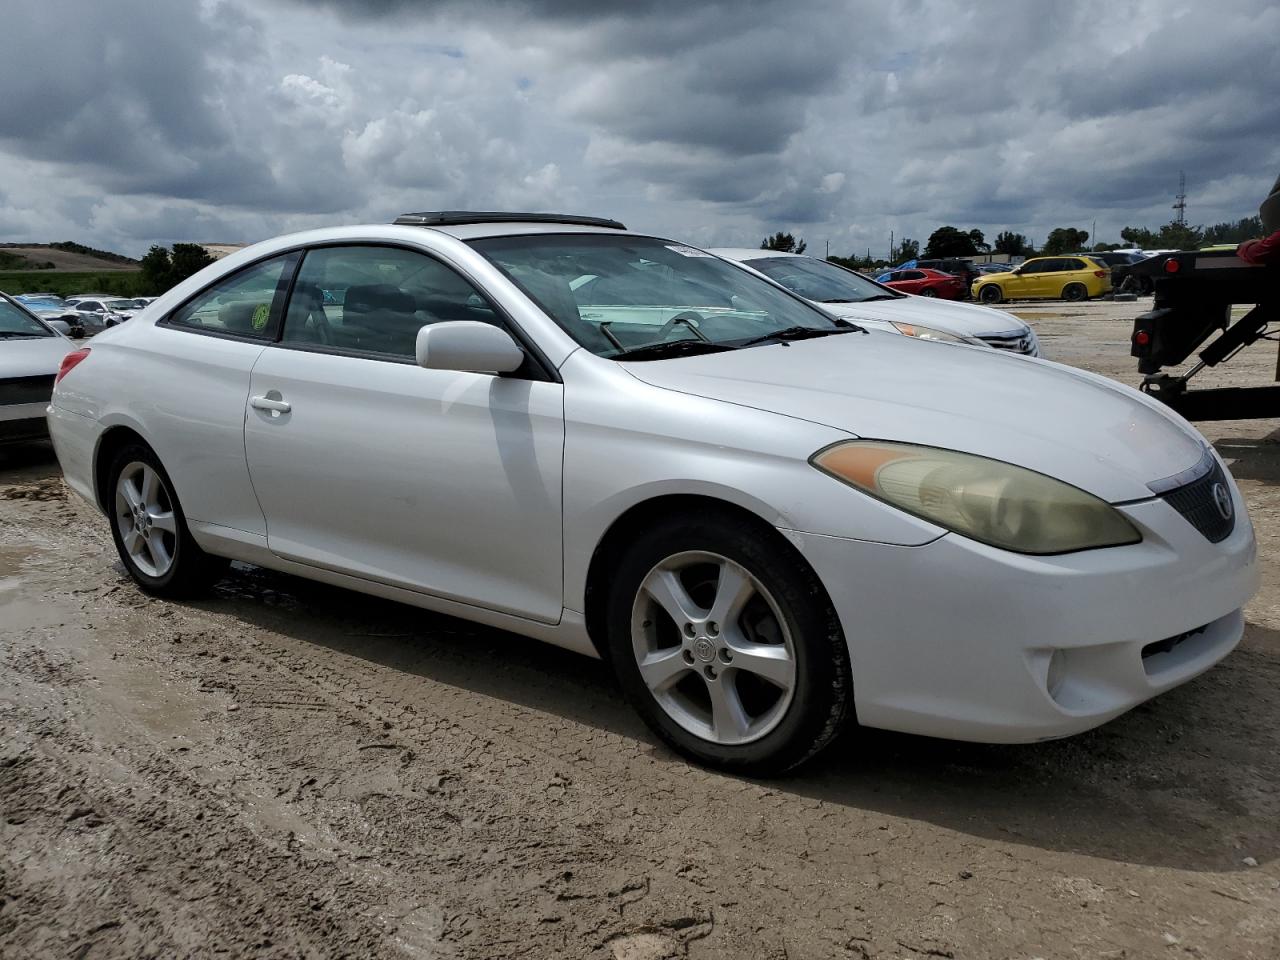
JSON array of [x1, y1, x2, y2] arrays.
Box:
[[761, 214, 1265, 270]]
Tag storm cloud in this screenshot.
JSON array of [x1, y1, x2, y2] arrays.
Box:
[[0, 0, 1276, 257]]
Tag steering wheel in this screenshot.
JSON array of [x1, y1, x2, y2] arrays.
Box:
[[655, 310, 706, 340]]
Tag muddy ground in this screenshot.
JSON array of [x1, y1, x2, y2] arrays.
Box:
[[2, 301, 1278, 960]]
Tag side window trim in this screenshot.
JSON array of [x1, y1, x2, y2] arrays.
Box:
[[272, 241, 558, 382], [158, 252, 301, 343]]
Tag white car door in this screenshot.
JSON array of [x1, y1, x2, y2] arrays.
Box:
[[242, 243, 566, 623]]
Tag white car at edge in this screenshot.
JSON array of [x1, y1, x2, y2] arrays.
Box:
[[710, 248, 1041, 356], [2, 293, 74, 443], [47, 213, 1257, 774]]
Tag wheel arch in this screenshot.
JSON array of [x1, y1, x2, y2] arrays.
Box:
[[581, 493, 832, 658], [93, 422, 151, 514]]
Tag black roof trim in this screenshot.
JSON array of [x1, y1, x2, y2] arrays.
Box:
[[393, 210, 626, 230]]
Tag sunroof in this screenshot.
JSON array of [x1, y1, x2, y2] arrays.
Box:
[[393, 211, 626, 230]]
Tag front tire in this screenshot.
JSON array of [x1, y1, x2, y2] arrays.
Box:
[[978, 284, 1003, 304], [920, 288, 938, 298], [605, 513, 851, 775], [107, 442, 229, 598]]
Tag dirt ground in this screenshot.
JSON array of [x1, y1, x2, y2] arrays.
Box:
[[2, 302, 1278, 960]]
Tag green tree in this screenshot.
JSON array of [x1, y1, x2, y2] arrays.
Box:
[[1120, 226, 1157, 248], [968, 229, 989, 253], [893, 237, 920, 262], [139, 243, 216, 294], [1202, 216, 1264, 245], [761, 231, 807, 254], [169, 243, 216, 284], [1042, 227, 1090, 255], [924, 226, 977, 258], [993, 231, 1028, 256], [139, 245, 174, 292]]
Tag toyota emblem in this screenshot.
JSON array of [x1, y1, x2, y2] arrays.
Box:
[[1211, 482, 1233, 521]]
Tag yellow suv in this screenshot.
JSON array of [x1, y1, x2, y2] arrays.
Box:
[[971, 256, 1112, 304]]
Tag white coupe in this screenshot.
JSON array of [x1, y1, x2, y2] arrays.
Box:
[[710, 248, 1041, 356], [47, 213, 1257, 773]]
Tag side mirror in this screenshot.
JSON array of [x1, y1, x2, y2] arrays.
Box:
[[415, 321, 525, 374], [46, 319, 72, 336]]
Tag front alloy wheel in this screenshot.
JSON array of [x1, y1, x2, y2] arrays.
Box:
[[607, 513, 851, 775], [631, 551, 797, 745]]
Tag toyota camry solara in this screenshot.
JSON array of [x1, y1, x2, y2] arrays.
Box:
[[46, 212, 1259, 774]]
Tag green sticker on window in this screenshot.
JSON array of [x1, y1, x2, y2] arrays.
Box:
[[251, 303, 270, 330]]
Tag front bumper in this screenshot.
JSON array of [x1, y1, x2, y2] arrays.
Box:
[[786, 478, 1257, 743], [1, 401, 51, 442]]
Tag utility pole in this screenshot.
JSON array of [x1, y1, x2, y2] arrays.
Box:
[[1173, 171, 1187, 225], [889, 230, 894, 261], [825, 239, 829, 259], [1091, 218, 1096, 247]]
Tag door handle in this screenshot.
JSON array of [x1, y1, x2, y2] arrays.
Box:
[[250, 395, 291, 414]]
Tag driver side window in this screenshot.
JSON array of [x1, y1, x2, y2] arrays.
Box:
[[281, 245, 503, 360]]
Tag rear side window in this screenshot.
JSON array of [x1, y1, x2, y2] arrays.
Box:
[[166, 254, 298, 339]]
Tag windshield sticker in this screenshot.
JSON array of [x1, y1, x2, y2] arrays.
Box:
[[665, 244, 713, 258]]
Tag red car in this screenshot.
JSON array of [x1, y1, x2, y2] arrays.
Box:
[[877, 267, 968, 299]]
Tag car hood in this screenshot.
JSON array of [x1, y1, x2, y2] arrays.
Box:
[[816, 295, 1028, 336], [1, 335, 72, 378], [623, 334, 1205, 503]]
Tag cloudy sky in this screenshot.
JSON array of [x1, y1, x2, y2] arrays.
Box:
[[1, 0, 1277, 259]]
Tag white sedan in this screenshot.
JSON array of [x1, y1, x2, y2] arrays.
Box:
[[2, 293, 74, 443], [710, 248, 1041, 355], [47, 213, 1257, 774]]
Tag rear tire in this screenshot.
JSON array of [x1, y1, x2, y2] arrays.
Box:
[[106, 442, 229, 598], [978, 284, 1003, 304], [1063, 282, 1088, 302], [605, 512, 851, 775]]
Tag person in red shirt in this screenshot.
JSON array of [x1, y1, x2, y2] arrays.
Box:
[[1237, 172, 1280, 265]]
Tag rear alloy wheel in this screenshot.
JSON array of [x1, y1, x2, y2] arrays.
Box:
[[920, 288, 938, 298], [108, 443, 229, 597], [979, 284, 1003, 304], [607, 515, 851, 775], [1063, 282, 1088, 302]]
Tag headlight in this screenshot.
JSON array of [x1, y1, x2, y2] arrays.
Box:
[[889, 321, 983, 345], [811, 441, 1141, 555]]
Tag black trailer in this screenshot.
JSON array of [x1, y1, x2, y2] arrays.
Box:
[[1129, 250, 1278, 420]]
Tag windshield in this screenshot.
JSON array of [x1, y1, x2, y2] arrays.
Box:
[[468, 234, 841, 358], [744, 256, 903, 303], [106, 299, 136, 310], [0, 299, 54, 337]]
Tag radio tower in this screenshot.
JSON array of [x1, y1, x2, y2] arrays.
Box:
[[1172, 171, 1187, 225]]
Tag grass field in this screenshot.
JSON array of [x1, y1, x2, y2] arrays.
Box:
[[0, 270, 150, 298]]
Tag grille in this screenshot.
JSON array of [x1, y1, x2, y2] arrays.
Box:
[[1142, 625, 1206, 661], [0, 374, 55, 407], [1156, 455, 1235, 543], [977, 331, 1036, 355]]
